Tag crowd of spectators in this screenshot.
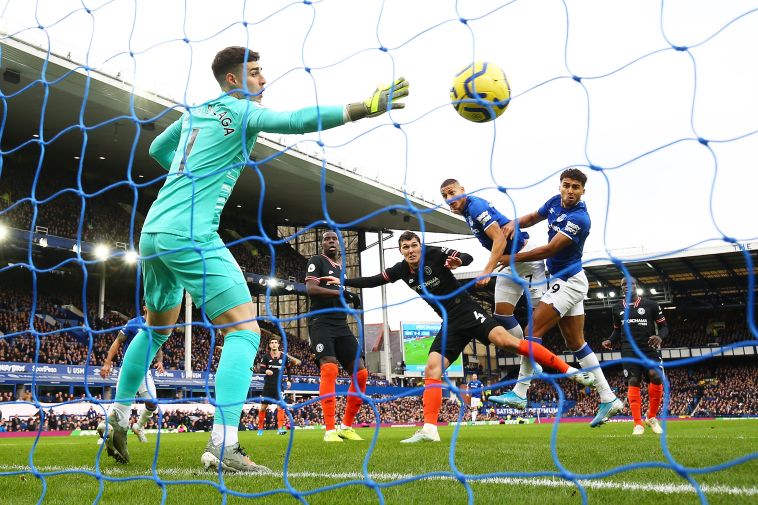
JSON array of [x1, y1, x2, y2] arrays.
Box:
[[0, 289, 389, 385], [1, 362, 756, 433], [483, 361, 758, 418], [492, 308, 753, 362], [0, 166, 308, 282]]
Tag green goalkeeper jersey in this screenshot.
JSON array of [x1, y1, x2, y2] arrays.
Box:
[[143, 95, 345, 239]]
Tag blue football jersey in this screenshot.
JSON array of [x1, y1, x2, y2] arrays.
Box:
[[462, 195, 527, 254], [120, 316, 145, 364], [537, 195, 590, 280], [467, 380, 483, 398]]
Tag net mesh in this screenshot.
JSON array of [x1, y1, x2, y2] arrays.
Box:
[[0, 1, 756, 503]]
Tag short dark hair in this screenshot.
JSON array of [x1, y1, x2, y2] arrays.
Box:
[[560, 168, 587, 186], [211, 46, 259, 84], [269, 336, 280, 343], [439, 178, 460, 189], [398, 230, 421, 248]]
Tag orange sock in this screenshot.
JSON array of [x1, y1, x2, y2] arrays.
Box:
[[517, 340, 569, 373], [423, 378, 443, 425], [342, 369, 368, 428], [628, 386, 642, 425], [648, 383, 663, 419], [257, 408, 266, 431], [277, 407, 286, 429], [320, 362, 339, 431]]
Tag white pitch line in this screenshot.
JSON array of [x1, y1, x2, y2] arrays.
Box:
[[0, 465, 756, 497]]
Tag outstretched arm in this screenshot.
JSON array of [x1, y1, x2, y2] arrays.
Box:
[[498, 232, 572, 267], [249, 78, 410, 134], [502, 210, 545, 240], [343, 273, 390, 289]]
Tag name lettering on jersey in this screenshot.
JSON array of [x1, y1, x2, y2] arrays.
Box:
[[476, 211, 492, 225], [205, 104, 236, 136]]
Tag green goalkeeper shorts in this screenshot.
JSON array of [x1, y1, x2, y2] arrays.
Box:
[[140, 232, 252, 320]]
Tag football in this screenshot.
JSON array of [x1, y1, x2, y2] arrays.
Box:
[[450, 61, 511, 123]]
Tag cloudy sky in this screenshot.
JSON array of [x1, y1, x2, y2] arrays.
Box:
[[2, 0, 756, 327]]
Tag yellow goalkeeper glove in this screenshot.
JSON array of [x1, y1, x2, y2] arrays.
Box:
[[346, 77, 409, 121]]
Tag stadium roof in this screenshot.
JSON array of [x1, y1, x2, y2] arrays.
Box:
[[455, 241, 758, 310], [0, 36, 468, 234]]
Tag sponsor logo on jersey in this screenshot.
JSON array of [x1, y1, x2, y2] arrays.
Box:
[[564, 221, 580, 235], [476, 211, 491, 225], [622, 318, 649, 325]]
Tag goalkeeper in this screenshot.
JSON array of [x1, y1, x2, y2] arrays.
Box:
[[99, 46, 408, 473]]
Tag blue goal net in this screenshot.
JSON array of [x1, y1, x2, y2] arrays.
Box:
[[0, 1, 757, 503]]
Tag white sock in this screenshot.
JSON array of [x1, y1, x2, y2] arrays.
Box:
[[423, 423, 438, 433], [137, 407, 155, 429], [110, 403, 132, 428], [513, 355, 535, 398], [211, 424, 239, 447], [325, 429, 336, 434], [471, 410, 478, 422], [578, 353, 615, 403]]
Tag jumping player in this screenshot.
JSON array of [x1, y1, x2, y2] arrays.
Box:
[[489, 168, 623, 427], [440, 179, 547, 408]]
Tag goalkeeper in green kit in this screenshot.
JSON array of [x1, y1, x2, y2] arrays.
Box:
[[98, 46, 408, 473]]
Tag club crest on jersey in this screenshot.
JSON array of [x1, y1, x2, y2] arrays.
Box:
[[316, 343, 324, 353], [638, 308, 646, 315], [328, 270, 334, 275], [307, 263, 316, 272], [424, 266, 433, 276], [556, 214, 567, 222]]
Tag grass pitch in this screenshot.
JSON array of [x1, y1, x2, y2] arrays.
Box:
[[1, 420, 756, 504]]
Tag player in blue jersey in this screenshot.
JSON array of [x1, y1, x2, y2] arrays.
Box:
[[440, 179, 547, 408], [465, 374, 484, 423], [99, 314, 165, 445], [101, 46, 409, 471], [488, 168, 623, 427]]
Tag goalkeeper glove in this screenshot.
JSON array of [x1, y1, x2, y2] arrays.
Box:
[[346, 77, 409, 121]]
